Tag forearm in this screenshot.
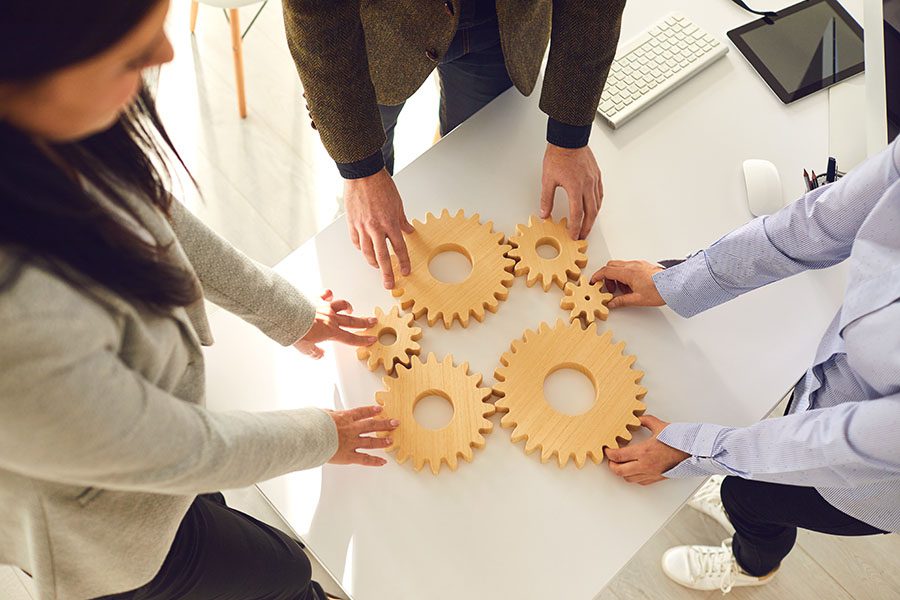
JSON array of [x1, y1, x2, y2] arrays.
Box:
[[0, 315, 339, 495], [168, 199, 315, 346], [539, 0, 626, 127], [658, 396, 900, 487], [282, 0, 385, 166]]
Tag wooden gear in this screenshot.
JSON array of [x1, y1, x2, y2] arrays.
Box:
[[508, 216, 588, 291], [560, 277, 613, 326], [375, 353, 495, 474], [356, 306, 423, 374], [391, 210, 516, 328], [493, 320, 647, 468]]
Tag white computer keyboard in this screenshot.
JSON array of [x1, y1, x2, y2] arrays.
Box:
[[597, 14, 729, 129]]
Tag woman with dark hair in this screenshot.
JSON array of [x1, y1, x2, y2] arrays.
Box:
[[0, 2, 396, 599]]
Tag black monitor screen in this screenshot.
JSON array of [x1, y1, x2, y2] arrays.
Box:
[[728, 0, 864, 103]]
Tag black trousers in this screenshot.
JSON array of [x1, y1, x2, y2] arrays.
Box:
[[720, 476, 888, 577], [95, 493, 326, 600], [378, 12, 513, 174]]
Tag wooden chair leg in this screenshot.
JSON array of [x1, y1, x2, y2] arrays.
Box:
[[190, 1, 199, 33], [228, 8, 247, 118]]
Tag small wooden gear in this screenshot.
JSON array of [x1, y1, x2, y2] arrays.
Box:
[[508, 216, 588, 291], [561, 277, 613, 326], [356, 306, 423, 374], [391, 210, 516, 328], [493, 320, 647, 468], [375, 353, 495, 475]]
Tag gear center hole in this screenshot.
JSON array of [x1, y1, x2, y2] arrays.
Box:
[[413, 391, 455, 430], [535, 237, 561, 259], [428, 244, 473, 284], [543, 366, 597, 416], [378, 327, 397, 346]]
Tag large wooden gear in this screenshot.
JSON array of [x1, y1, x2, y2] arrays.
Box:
[[508, 216, 588, 291], [391, 210, 516, 328], [560, 277, 613, 326], [375, 353, 495, 474], [356, 306, 423, 374], [493, 320, 647, 468]]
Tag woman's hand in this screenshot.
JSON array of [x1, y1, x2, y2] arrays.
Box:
[[590, 260, 666, 309], [604, 415, 690, 485], [294, 290, 377, 359], [327, 406, 399, 467]]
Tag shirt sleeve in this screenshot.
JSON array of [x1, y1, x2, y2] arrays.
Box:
[[168, 199, 317, 346], [656, 394, 900, 487], [0, 312, 339, 495], [653, 139, 900, 318]]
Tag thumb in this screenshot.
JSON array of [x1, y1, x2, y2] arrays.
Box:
[[295, 340, 325, 360], [540, 178, 556, 219], [640, 414, 666, 435], [608, 293, 643, 309]]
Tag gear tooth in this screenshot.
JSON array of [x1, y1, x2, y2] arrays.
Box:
[[439, 209, 450, 220], [541, 277, 552, 292], [526, 272, 539, 287], [480, 415, 495, 431], [501, 413, 517, 430], [413, 455, 426, 472], [525, 437, 541, 455], [462, 447, 475, 463], [588, 449, 603, 464], [446, 453, 459, 471], [429, 458, 441, 475], [540, 446, 554, 464], [454, 208, 465, 220], [635, 385, 648, 400]]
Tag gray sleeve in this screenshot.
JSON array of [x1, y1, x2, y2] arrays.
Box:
[[0, 311, 338, 495], [167, 199, 317, 346]]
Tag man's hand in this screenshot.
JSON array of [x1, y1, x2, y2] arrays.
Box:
[[327, 405, 398, 467], [540, 143, 603, 239], [293, 290, 377, 359], [344, 169, 414, 289], [605, 415, 690, 485], [591, 260, 666, 309]]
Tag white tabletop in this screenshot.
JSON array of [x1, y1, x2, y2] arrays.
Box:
[[203, 1, 863, 598]]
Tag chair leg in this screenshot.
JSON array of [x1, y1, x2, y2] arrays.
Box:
[[229, 8, 248, 118], [190, 1, 199, 33]]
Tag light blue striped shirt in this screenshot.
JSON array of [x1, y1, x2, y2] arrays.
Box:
[[652, 138, 900, 533]]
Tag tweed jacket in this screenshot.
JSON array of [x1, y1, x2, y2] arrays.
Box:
[[283, 0, 626, 164], [0, 191, 339, 599]]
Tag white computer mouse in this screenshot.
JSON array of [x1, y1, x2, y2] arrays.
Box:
[[742, 159, 784, 217]]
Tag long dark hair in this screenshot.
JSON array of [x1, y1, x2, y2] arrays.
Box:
[[0, 0, 200, 310]]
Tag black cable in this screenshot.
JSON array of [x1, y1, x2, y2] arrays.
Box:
[[730, 0, 779, 18]]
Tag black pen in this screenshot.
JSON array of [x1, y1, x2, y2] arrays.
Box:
[[803, 169, 812, 191], [826, 157, 837, 183], [811, 170, 818, 189]]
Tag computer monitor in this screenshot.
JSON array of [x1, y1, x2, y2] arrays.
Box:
[[883, 0, 900, 139], [863, 0, 892, 152]]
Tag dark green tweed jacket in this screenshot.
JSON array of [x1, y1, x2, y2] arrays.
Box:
[[283, 0, 626, 164]]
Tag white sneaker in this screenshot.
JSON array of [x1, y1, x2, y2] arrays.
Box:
[[661, 538, 776, 593], [687, 475, 735, 534]]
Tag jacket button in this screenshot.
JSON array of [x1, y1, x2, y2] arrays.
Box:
[[444, 1, 454, 16], [310, 120, 317, 130], [425, 48, 438, 61]]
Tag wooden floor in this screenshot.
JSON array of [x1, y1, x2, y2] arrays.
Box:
[[2, 1, 897, 598]]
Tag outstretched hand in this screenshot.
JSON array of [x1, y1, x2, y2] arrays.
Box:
[[294, 290, 377, 359], [327, 405, 399, 467], [604, 415, 689, 485], [591, 260, 666, 309], [344, 169, 414, 290], [540, 144, 603, 240]]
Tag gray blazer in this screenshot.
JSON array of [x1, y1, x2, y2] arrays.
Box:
[[0, 191, 339, 599]]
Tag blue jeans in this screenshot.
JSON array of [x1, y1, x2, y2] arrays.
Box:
[[378, 14, 513, 174]]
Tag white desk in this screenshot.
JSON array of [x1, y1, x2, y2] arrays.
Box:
[[204, 1, 864, 598]]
